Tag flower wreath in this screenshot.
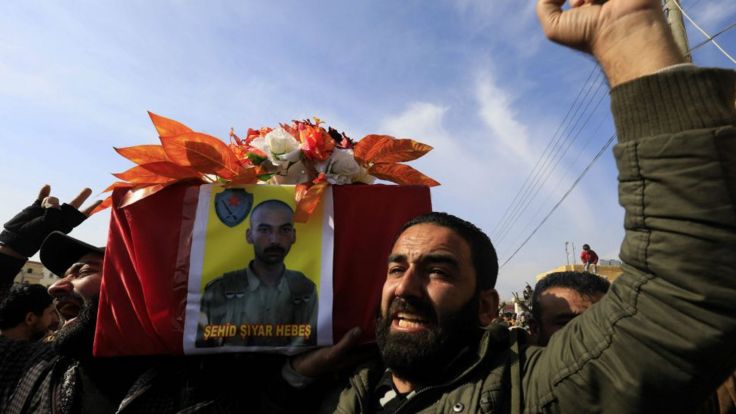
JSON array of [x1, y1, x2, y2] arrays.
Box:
[[96, 112, 439, 221]]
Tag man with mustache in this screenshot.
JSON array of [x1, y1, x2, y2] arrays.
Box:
[[0, 189, 339, 413], [197, 199, 318, 347], [0, 187, 185, 412], [325, 0, 736, 411]]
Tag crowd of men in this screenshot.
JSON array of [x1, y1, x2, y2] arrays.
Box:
[[1, 0, 735, 412]]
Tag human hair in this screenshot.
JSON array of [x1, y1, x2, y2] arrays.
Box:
[[250, 199, 294, 223], [582, 244, 590, 251], [531, 271, 610, 321], [0, 283, 53, 329], [398, 212, 498, 291]]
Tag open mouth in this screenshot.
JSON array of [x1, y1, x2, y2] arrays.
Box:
[[393, 312, 431, 330], [56, 301, 82, 321]]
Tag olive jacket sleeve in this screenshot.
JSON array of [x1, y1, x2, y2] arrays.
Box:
[[523, 67, 736, 413]]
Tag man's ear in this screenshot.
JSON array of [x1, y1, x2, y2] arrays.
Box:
[[528, 318, 539, 335], [246, 228, 254, 244], [24, 311, 38, 327], [478, 288, 499, 327]]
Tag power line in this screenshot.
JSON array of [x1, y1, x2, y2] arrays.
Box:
[[496, 5, 735, 266], [502, 97, 609, 260], [490, 65, 599, 238], [672, 1, 736, 64], [687, 22, 736, 56], [492, 65, 605, 243], [494, 70, 607, 246], [499, 134, 616, 269]]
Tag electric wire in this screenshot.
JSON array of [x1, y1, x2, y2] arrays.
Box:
[[490, 64, 599, 238], [499, 134, 617, 269], [494, 75, 606, 246], [501, 92, 609, 260], [687, 22, 736, 56], [672, 0, 736, 64], [492, 64, 603, 243], [494, 68, 606, 246], [496, 3, 735, 266]]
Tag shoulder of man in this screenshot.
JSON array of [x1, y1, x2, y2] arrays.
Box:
[[203, 268, 249, 293], [0, 337, 57, 408], [284, 269, 316, 298]]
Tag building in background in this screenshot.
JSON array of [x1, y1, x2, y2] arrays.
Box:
[[14, 260, 55, 287], [535, 260, 622, 283]]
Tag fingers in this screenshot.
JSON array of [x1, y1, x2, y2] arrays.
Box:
[[290, 327, 362, 377], [325, 327, 362, 360], [36, 186, 100, 216], [68, 188, 93, 210], [536, 0, 565, 37], [41, 197, 61, 210], [80, 200, 103, 217], [37, 184, 51, 201]]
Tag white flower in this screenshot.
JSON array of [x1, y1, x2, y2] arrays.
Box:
[[324, 149, 374, 184], [283, 161, 311, 184], [248, 136, 267, 153], [352, 166, 375, 184], [329, 149, 361, 176], [264, 127, 300, 157]]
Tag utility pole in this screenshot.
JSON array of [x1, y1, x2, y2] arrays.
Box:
[[565, 242, 571, 266], [662, 0, 692, 62]]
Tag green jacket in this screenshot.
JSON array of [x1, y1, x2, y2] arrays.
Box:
[[333, 67, 736, 413]]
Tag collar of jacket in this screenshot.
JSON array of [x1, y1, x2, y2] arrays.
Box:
[[348, 323, 515, 411]]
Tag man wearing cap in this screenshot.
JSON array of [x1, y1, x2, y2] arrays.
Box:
[[0, 186, 202, 413], [0, 187, 359, 413]]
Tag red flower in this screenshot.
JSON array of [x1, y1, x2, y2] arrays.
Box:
[[295, 120, 335, 161]]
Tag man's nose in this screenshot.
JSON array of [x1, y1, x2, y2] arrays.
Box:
[[50, 310, 60, 325], [268, 232, 280, 244], [394, 266, 424, 299], [48, 276, 74, 298]]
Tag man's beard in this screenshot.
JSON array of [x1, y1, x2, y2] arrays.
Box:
[[256, 246, 287, 265], [29, 326, 48, 342], [375, 294, 482, 385], [54, 295, 98, 360]]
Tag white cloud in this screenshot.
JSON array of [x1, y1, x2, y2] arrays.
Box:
[[378, 101, 490, 190], [475, 70, 537, 166], [374, 64, 604, 291], [688, 0, 736, 29], [473, 67, 598, 246], [448, 0, 543, 57]]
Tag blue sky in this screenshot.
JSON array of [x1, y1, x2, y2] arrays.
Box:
[[2, 0, 734, 298]]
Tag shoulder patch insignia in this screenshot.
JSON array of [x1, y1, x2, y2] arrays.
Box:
[[215, 188, 253, 227]]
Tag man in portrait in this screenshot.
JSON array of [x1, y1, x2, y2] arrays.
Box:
[[196, 199, 318, 347]]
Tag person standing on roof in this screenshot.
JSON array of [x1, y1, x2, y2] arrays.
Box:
[[580, 243, 599, 273]]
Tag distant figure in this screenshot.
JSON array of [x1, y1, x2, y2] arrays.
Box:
[[0, 283, 59, 341], [580, 244, 599, 273]]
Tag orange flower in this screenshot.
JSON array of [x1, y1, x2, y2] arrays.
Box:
[[296, 121, 335, 161], [245, 127, 272, 146]]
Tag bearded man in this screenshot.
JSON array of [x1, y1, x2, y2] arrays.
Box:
[[319, 0, 736, 411], [0, 187, 200, 413]]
